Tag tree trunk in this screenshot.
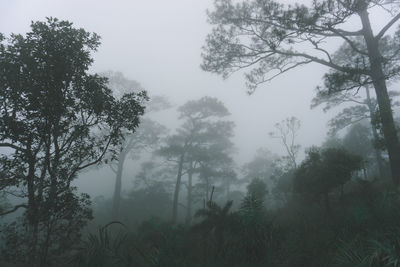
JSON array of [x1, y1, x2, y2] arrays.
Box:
[[112, 151, 127, 220], [359, 9, 400, 186], [185, 162, 193, 225], [26, 140, 39, 267], [172, 154, 184, 223], [365, 87, 386, 179]]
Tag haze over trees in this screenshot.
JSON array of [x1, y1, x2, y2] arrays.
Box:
[[201, 0, 400, 185], [2, 1, 400, 266]]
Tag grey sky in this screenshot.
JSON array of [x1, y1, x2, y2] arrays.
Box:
[[2, 0, 393, 197]]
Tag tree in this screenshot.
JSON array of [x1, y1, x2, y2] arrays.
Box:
[[246, 177, 268, 203], [109, 119, 166, 219], [157, 96, 234, 223], [134, 161, 176, 190], [0, 18, 147, 266], [102, 71, 169, 220], [192, 121, 236, 198], [269, 116, 301, 169], [294, 147, 363, 211], [343, 122, 387, 179], [312, 86, 399, 136], [202, 0, 400, 185], [311, 39, 400, 178], [184, 115, 236, 224], [242, 148, 278, 183]]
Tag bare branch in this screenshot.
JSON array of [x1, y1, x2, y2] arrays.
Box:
[[0, 204, 27, 216], [376, 12, 400, 41]]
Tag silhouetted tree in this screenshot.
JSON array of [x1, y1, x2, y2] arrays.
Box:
[[294, 147, 363, 211], [157, 97, 233, 223], [101, 71, 169, 220], [0, 18, 146, 266], [202, 0, 400, 185]]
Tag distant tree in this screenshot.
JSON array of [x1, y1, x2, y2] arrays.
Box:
[[321, 136, 343, 149], [110, 119, 167, 219], [202, 0, 400, 185], [242, 148, 278, 186], [157, 97, 234, 223], [246, 178, 268, 202], [269, 117, 301, 169], [294, 147, 363, 211], [101, 71, 169, 219], [0, 18, 146, 266], [134, 160, 175, 190], [193, 121, 236, 200], [343, 123, 387, 179], [218, 167, 238, 202]]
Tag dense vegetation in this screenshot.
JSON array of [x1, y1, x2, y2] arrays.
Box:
[[2, 0, 400, 266]]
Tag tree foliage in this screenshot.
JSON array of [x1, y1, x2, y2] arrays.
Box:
[[0, 18, 147, 266], [202, 0, 400, 185], [294, 147, 363, 210]]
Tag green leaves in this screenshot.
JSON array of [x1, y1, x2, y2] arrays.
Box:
[[294, 147, 363, 197], [0, 18, 147, 265]]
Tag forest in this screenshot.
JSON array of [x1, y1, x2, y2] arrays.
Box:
[[2, 0, 400, 266]]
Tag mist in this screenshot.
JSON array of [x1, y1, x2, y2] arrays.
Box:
[[1, 0, 400, 266]]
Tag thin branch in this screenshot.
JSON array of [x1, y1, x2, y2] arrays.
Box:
[[0, 204, 27, 216], [273, 49, 368, 74], [0, 142, 26, 153], [329, 27, 368, 56], [376, 12, 400, 41], [77, 135, 113, 171]]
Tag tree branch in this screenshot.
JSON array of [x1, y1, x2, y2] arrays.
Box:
[[275, 49, 369, 75], [0, 142, 26, 153], [77, 135, 113, 171], [376, 12, 400, 41], [0, 204, 27, 216]]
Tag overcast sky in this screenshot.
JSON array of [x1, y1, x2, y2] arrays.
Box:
[[2, 0, 393, 197]]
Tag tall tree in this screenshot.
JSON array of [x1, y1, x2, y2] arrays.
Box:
[[157, 96, 233, 223], [311, 37, 400, 178], [0, 18, 146, 266], [109, 119, 166, 219], [102, 71, 169, 219], [202, 0, 400, 185]]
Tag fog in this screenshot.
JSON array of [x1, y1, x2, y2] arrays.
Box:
[[1, 0, 337, 197], [2, 1, 400, 265]]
